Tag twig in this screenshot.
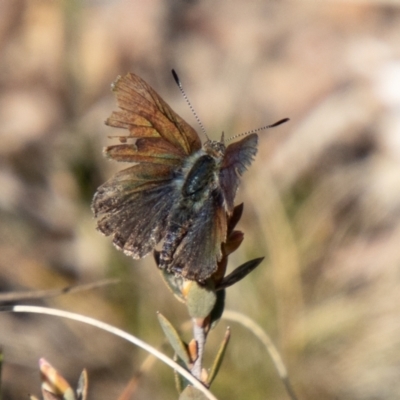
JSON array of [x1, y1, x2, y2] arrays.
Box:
[[191, 319, 206, 380]]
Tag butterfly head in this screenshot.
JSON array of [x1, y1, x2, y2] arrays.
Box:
[[203, 139, 226, 162]]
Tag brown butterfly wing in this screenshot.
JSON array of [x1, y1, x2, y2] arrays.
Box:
[[106, 73, 202, 156], [92, 163, 180, 258], [104, 138, 186, 166], [219, 134, 258, 212], [92, 73, 202, 258]]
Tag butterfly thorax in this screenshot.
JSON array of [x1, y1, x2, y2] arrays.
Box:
[[203, 139, 226, 161], [176, 139, 225, 197], [175, 146, 222, 209]]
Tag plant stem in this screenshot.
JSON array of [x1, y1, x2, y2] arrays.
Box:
[[191, 319, 206, 380]]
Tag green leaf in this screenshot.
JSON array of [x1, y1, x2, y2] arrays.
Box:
[[207, 328, 230, 386], [157, 312, 191, 367], [217, 257, 264, 290], [186, 281, 217, 319]]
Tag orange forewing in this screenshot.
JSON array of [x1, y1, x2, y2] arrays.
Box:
[[106, 73, 201, 156], [104, 138, 186, 165], [107, 111, 160, 138]]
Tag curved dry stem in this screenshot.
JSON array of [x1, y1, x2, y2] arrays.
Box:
[[223, 310, 299, 400], [7, 305, 219, 400]]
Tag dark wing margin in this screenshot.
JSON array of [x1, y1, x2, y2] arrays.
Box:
[[106, 73, 202, 156], [219, 133, 258, 212]]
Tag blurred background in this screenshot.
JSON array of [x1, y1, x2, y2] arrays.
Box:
[[1, 0, 400, 399]]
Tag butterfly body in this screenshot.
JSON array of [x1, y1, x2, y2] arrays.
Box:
[[159, 141, 227, 278], [92, 73, 259, 282]]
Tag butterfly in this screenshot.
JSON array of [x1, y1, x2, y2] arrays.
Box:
[[92, 71, 288, 282]]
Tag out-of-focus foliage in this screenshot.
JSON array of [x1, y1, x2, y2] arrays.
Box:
[[1, 1, 400, 399]]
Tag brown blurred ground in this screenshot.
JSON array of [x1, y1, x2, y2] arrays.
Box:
[[1, 0, 400, 399]]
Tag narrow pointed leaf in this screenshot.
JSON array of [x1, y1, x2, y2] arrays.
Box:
[[227, 203, 244, 234], [39, 359, 76, 400], [217, 257, 264, 290], [223, 230, 244, 256], [157, 312, 191, 366], [76, 369, 88, 400], [207, 328, 231, 386]]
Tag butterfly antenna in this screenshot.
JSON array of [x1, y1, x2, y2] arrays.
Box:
[[172, 69, 209, 140], [226, 118, 290, 142]]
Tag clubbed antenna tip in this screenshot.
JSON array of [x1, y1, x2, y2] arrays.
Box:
[[227, 117, 290, 142], [270, 118, 290, 127], [171, 69, 181, 87]]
